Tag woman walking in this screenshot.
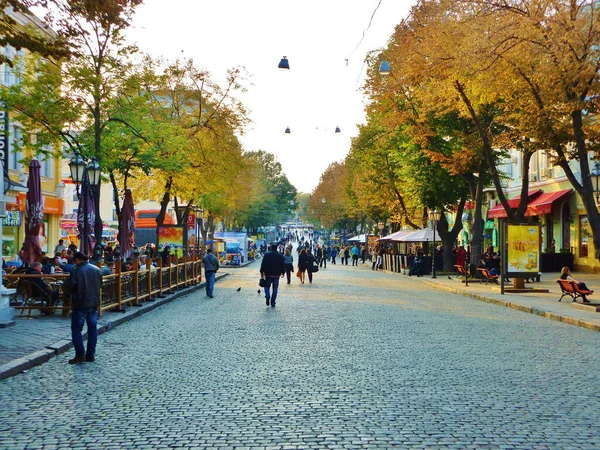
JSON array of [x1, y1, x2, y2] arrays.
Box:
[[306, 249, 316, 284], [284, 249, 294, 284], [298, 248, 309, 284]]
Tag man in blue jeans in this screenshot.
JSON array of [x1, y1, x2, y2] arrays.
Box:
[[67, 252, 102, 364], [260, 243, 285, 307], [202, 247, 220, 298]]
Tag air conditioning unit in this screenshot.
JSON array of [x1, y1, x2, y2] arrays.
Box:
[[529, 172, 538, 182], [0, 200, 6, 218], [540, 167, 548, 178]]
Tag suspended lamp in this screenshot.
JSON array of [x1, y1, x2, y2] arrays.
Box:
[[335, 126, 341, 133], [379, 60, 391, 76], [278, 56, 290, 70], [285, 127, 291, 134]]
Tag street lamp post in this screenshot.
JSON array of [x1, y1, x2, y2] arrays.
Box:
[[195, 207, 204, 258], [592, 162, 600, 205], [378, 222, 385, 269], [69, 152, 101, 257], [428, 209, 441, 279]]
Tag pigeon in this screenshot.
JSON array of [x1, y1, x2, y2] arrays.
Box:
[[236, 287, 241, 292], [257, 289, 261, 295], [448, 276, 453, 280]]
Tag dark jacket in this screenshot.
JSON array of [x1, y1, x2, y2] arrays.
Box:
[[202, 253, 219, 272], [68, 261, 102, 310], [260, 251, 285, 277]]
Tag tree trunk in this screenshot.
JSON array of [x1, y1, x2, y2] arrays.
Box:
[[156, 177, 172, 244]]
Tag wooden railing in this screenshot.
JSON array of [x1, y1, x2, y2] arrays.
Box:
[[4, 256, 202, 317]]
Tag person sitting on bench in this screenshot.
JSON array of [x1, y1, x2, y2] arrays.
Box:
[[560, 266, 591, 303]]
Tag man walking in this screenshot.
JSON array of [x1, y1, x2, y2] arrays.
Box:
[[202, 247, 219, 298], [260, 243, 285, 307], [351, 243, 360, 266], [67, 252, 102, 364]]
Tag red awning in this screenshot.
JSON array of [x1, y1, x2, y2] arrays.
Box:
[[487, 190, 542, 219], [525, 189, 572, 216], [487, 189, 570, 219]]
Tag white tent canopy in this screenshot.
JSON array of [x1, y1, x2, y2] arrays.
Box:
[[397, 228, 441, 242], [347, 234, 368, 242], [378, 230, 414, 242]]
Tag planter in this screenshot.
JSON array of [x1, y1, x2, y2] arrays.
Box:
[[541, 253, 554, 273], [555, 253, 574, 271]]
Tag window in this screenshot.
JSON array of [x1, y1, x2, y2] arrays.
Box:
[[38, 146, 54, 178], [580, 216, 590, 258], [9, 126, 23, 170], [2, 46, 15, 86]]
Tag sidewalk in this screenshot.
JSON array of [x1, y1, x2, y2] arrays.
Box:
[[0, 273, 229, 381], [386, 267, 600, 332]]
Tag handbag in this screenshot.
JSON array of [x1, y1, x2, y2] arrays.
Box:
[[259, 277, 266, 287], [311, 263, 319, 273], [296, 268, 301, 278]]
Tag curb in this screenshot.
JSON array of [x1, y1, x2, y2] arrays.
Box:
[[420, 278, 600, 333], [0, 273, 229, 381]]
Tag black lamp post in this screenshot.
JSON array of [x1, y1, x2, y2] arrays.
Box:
[[592, 162, 600, 205], [195, 207, 204, 257], [428, 209, 441, 279], [69, 152, 101, 256]]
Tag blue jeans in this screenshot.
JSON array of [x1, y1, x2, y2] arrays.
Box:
[[205, 271, 216, 297], [265, 276, 280, 306], [71, 307, 98, 358]]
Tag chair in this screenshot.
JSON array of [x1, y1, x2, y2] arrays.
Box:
[[557, 279, 593, 303], [477, 267, 499, 284], [15, 278, 55, 316], [454, 265, 466, 278]]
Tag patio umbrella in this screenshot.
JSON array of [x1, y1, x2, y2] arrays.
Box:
[[398, 228, 441, 242], [118, 188, 135, 258], [77, 188, 96, 255], [22, 159, 44, 266]]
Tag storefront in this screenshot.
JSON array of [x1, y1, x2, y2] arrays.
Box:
[[2, 192, 65, 261]]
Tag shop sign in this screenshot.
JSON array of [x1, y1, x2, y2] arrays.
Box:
[[2, 210, 21, 227], [0, 100, 8, 170]]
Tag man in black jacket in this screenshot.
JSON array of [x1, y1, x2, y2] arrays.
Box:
[[67, 252, 102, 364], [260, 243, 285, 307]]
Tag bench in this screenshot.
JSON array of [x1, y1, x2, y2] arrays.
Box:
[[477, 267, 499, 284], [557, 279, 593, 303], [454, 265, 466, 278]]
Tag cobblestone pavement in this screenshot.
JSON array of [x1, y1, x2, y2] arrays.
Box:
[[1, 259, 599, 449]]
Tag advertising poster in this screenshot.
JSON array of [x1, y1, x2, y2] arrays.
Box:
[[506, 223, 541, 275], [158, 225, 184, 256]]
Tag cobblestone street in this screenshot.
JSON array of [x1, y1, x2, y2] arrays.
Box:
[[1, 260, 599, 449]]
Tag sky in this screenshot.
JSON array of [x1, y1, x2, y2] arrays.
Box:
[[126, 0, 414, 193]]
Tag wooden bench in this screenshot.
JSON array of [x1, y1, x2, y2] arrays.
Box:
[[454, 265, 466, 278], [477, 267, 499, 284], [557, 279, 593, 303]]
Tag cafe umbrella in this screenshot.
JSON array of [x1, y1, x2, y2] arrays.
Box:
[[22, 159, 44, 266], [118, 188, 135, 259]]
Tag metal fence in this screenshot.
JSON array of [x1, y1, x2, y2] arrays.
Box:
[[5, 256, 202, 317]]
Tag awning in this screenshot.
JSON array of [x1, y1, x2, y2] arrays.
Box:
[[487, 189, 570, 219], [397, 228, 441, 242], [347, 234, 368, 242], [526, 189, 572, 216], [378, 230, 413, 242], [487, 189, 542, 219]]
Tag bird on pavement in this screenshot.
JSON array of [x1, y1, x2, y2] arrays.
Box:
[[257, 289, 261, 295], [236, 287, 241, 292], [448, 276, 452, 280]]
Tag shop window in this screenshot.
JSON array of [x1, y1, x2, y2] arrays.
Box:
[[580, 216, 590, 257]]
